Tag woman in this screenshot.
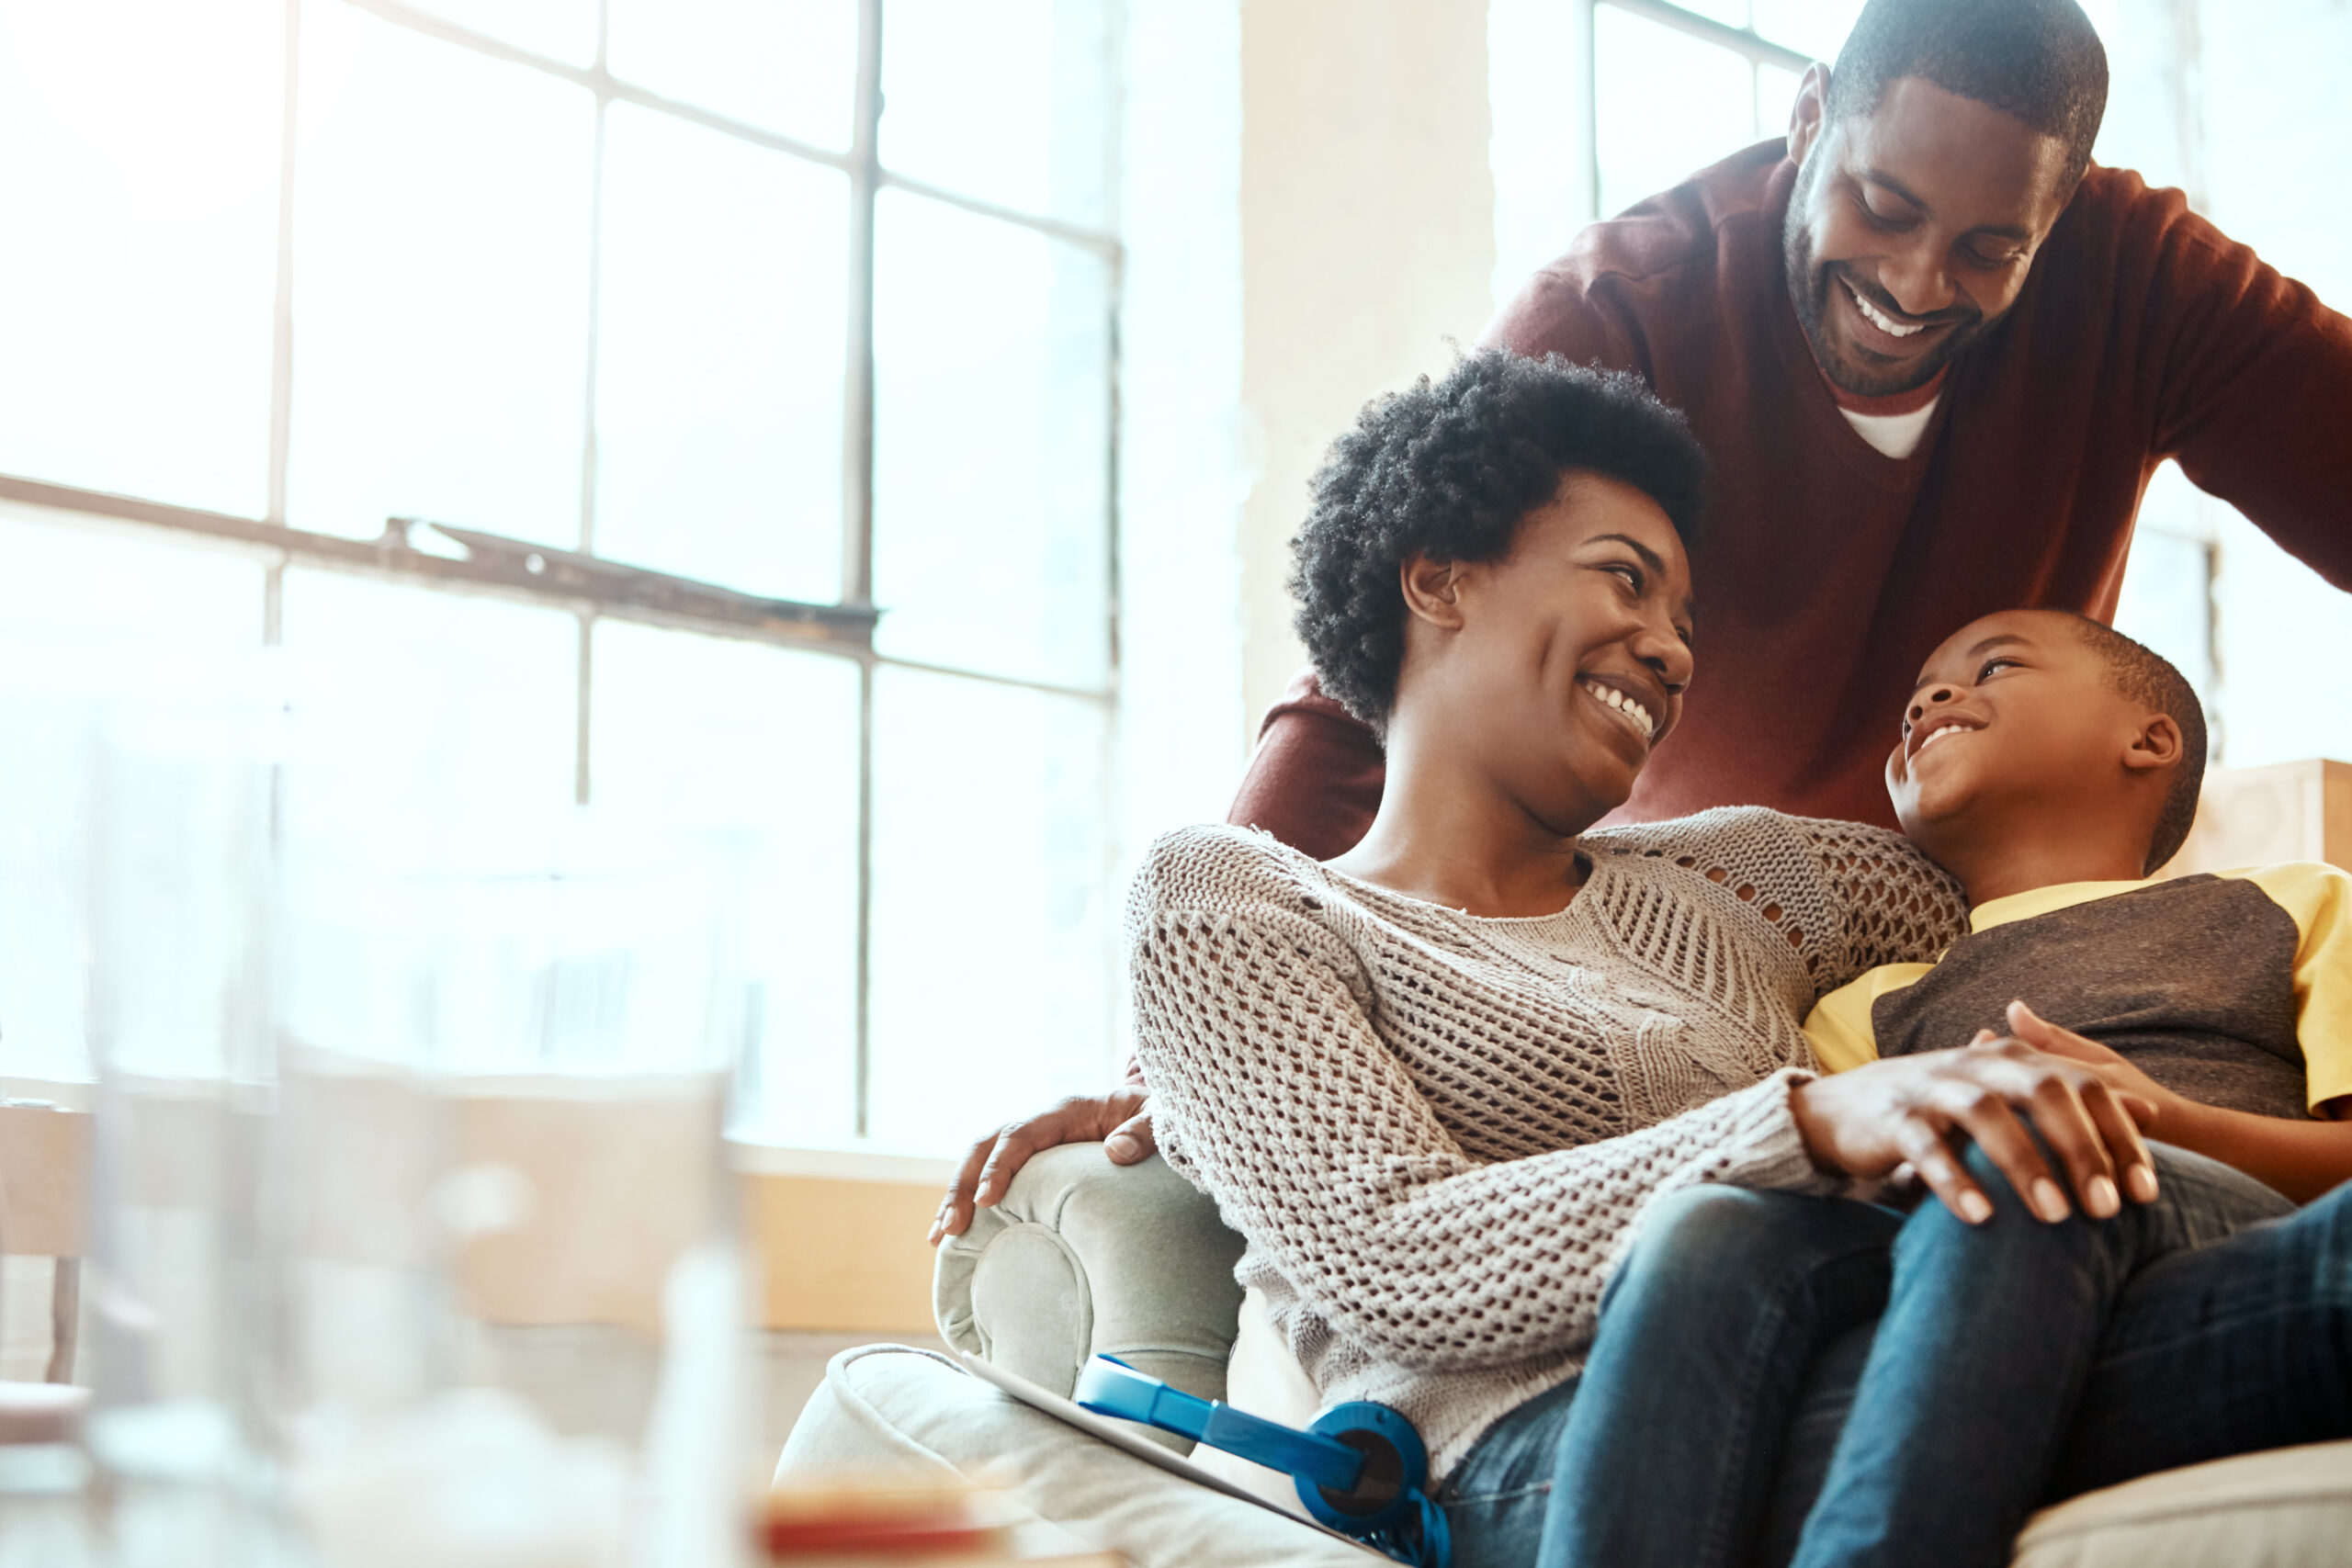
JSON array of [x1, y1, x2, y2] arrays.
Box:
[[1120, 350, 2168, 1566], [941, 352, 2350, 1565]]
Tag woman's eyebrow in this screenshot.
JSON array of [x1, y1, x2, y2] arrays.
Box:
[[1586, 533, 1668, 576]]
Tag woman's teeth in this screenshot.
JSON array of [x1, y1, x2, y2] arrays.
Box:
[[1846, 279, 1924, 338], [1917, 725, 1963, 754], [1583, 680, 1654, 739]]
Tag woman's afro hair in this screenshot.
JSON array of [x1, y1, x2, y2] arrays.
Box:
[[1287, 350, 1707, 730]]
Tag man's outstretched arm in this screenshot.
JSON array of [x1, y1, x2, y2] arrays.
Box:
[[930, 1066, 1156, 1243]]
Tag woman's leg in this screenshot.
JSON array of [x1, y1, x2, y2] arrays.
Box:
[[1786, 1142, 2296, 1568], [1530, 1187, 1902, 1568]]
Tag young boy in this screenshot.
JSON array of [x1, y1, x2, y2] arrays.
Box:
[[1805, 606, 2352, 1201], [1542, 609, 2352, 1568]]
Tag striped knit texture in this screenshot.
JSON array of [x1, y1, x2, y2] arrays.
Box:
[[1126, 807, 1965, 1476]]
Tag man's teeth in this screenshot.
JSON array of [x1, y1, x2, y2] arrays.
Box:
[[1848, 281, 1924, 338], [1917, 725, 1963, 754], [1583, 681, 1654, 738]]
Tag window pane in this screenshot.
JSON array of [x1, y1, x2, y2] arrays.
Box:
[[607, 0, 860, 152], [872, 194, 1111, 685], [594, 104, 849, 601], [880, 0, 1113, 227], [407, 0, 598, 66], [1748, 0, 1866, 63], [866, 667, 1109, 1155], [588, 621, 860, 1145], [287, 2, 594, 545], [0, 0, 280, 515], [0, 503, 266, 1084], [1664, 0, 1750, 27], [1595, 8, 1761, 218], [1757, 62, 1805, 141], [278, 570, 580, 852]]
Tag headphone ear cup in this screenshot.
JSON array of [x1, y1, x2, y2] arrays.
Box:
[[1295, 1401, 1431, 1537]]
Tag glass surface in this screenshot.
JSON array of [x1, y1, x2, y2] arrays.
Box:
[[594, 104, 849, 601], [287, 1, 594, 545], [880, 0, 1114, 227], [1756, 62, 1805, 140], [406, 0, 598, 65], [277, 570, 580, 863], [872, 193, 1111, 685], [607, 0, 860, 151], [1595, 6, 1762, 218], [1663, 0, 1751, 27], [0, 0, 280, 516], [0, 505, 266, 1086], [866, 667, 1110, 1155], [1748, 0, 1867, 64], [588, 621, 860, 1145]]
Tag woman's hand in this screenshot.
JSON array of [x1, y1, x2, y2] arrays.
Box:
[[929, 1085, 1158, 1244], [1790, 1032, 2161, 1226]]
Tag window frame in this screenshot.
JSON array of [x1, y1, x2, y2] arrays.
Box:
[[0, 0, 1126, 1141]]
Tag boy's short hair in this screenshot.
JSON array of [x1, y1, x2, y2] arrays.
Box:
[[2058, 615, 2209, 874], [1288, 350, 1707, 730]]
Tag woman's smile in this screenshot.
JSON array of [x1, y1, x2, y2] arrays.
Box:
[[1580, 677, 1658, 744]]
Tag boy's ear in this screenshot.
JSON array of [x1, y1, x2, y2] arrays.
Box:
[[1399, 554, 1467, 631], [2122, 712, 2184, 774]]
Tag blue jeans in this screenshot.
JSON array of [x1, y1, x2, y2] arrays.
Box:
[[1438, 1143, 2344, 1568]]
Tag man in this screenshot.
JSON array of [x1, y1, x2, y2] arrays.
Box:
[[1236, 0, 2351, 855], [933, 0, 2352, 1235]]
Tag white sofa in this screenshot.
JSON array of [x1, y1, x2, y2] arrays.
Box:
[[777, 1145, 2352, 1567]]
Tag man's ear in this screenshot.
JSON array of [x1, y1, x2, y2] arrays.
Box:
[[1399, 553, 1466, 631], [2122, 713, 2185, 774], [1787, 62, 1831, 165]]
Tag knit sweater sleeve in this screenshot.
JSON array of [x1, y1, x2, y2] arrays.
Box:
[[1790, 817, 1969, 986], [1125, 829, 1825, 1372]]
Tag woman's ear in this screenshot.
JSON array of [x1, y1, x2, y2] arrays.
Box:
[[1787, 62, 1831, 165], [2122, 713, 2184, 773], [1399, 553, 1466, 631]]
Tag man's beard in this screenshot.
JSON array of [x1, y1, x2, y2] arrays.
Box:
[[1781, 159, 1994, 399]]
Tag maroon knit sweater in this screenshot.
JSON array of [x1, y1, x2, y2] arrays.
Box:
[[1227, 141, 2352, 851]]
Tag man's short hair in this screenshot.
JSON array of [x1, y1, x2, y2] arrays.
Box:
[[1289, 351, 1706, 731], [1827, 0, 2109, 189], [2058, 615, 2209, 874]]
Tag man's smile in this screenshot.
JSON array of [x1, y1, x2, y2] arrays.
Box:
[[1836, 273, 1955, 356]]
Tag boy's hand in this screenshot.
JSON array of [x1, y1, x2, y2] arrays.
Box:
[[1790, 1035, 2161, 1226], [1997, 999, 2186, 1130]]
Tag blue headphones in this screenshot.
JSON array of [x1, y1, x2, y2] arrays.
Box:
[[1076, 1356, 1451, 1568]]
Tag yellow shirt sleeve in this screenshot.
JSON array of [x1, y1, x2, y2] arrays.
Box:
[[2231, 863, 2352, 1114], [1803, 964, 1936, 1075]]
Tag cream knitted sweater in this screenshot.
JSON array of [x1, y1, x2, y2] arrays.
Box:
[[1125, 807, 1965, 1478]]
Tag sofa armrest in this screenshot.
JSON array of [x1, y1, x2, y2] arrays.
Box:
[[933, 1145, 1246, 1416]]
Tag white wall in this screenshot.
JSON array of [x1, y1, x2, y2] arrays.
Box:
[[1234, 0, 1498, 739]]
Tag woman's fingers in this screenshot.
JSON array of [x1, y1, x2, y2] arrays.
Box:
[[2077, 1076, 2160, 1204], [1933, 1081, 2074, 1223], [1892, 1112, 1995, 1225]]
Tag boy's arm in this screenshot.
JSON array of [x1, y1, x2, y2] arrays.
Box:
[[2008, 1001, 2352, 1204]]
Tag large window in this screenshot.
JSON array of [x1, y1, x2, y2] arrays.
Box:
[[0, 0, 1121, 1154]]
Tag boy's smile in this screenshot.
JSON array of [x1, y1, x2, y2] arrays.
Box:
[[1887, 609, 2190, 905]]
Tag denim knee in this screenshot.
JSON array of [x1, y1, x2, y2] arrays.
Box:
[[1606, 1186, 1881, 1317]]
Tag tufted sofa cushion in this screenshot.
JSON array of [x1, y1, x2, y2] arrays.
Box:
[[785, 1143, 2352, 1566]]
